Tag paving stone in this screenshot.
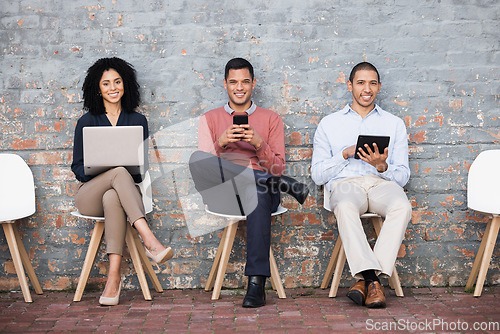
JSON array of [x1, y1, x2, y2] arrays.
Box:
[[0, 288, 499, 332]]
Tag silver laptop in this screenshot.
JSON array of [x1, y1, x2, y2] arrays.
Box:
[[83, 126, 145, 176]]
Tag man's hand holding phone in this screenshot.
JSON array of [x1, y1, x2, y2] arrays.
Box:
[[217, 114, 262, 150], [218, 124, 245, 148]]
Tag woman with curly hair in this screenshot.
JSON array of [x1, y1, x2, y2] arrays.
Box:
[[71, 57, 173, 306]]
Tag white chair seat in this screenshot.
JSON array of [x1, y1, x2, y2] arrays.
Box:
[[205, 204, 287, 219], [71, 211, 105, 221]]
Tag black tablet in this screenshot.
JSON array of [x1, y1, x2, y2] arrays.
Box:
[[354, 135, 390, 159]]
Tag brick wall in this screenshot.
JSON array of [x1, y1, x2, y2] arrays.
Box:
[[1, 0, 499, 291]]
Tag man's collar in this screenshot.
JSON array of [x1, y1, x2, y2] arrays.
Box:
[[344, 104, 381, 116], [224, 102, 257, 116]]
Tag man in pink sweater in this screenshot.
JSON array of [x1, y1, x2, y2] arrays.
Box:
[[190, 58, 308, 308]]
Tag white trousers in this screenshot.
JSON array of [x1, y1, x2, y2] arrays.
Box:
[[329, 175, 411, 280]]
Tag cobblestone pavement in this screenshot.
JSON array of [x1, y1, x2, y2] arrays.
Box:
[[0, 286, 499, 333]]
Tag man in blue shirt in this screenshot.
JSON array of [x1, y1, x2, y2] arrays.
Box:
[[311, 62, 412, 308]]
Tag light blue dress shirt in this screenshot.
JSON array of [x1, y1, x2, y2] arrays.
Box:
[[311, 104, 410, 190]]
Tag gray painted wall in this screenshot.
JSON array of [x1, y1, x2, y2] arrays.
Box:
[[0, 0, 499, 291]]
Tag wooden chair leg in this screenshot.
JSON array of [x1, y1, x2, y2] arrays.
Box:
[[321, 238, 342, 289], [205, 227, 228, 291], [270, 266, 276, 291], [125, 225, 151, 301], [212, 222, 238, 300], [269, 248, 286, 298], [473, 216, 500, 297], [369, 216, 384, 234], [329, 241, 346, 298], [73, 221, 105, 302], [388, 273, 396, 289], [2, 223, 32, 303], [12, 225, 43, 295], [466, 219, 492, 292], [131, 228, 163, 293], [389, 267, 404, 297]]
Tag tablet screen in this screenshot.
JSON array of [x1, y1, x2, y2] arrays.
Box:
[[354, 135, 390, 159]]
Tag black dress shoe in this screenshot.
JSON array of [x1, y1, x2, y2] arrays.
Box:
[[278, 175, 309, 204], [242, 276, 266, 308]]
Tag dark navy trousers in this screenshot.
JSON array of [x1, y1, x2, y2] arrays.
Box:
[[189, 150, 280, 277]]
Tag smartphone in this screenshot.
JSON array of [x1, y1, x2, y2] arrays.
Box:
[[233, 114, 248, 125]]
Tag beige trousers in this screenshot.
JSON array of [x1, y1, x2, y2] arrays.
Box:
[[329, 175, 411, 280], [75, 167, 145, 255]]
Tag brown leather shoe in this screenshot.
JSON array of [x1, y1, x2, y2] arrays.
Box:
[[346, 280, 366, 306], [365, 281, 386, 308]]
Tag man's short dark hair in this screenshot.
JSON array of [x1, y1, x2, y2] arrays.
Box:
[[82, 57, 141, 115], [349, 62, 381, 83], [225, 58, 254, 81]]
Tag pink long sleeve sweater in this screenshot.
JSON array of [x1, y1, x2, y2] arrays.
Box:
[[198, 106, 285, 176]]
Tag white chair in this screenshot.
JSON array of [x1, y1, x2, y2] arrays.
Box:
[[0, 153, 43, 303], [204, 205, 287, 300], [465, 150, 500, 297], [71, 171, 163, 301], [320, 187, 404, 297]]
